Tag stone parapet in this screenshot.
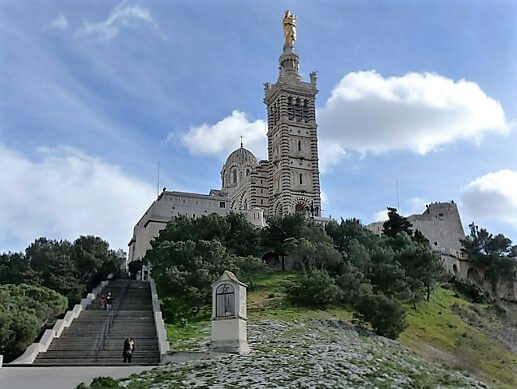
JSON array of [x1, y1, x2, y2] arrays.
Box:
[[149, 277, 170, 363]]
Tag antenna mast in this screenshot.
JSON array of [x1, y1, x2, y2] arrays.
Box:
[[157, 161, 160, 198], [396, 181, 400, 211]]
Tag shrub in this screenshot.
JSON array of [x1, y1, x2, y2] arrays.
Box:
[[354, 293, 407, 339], [288, 270, 342, 308], [76, 377, 119, 389], [452, 279, 487, 303], [0, 284, 67, 361]]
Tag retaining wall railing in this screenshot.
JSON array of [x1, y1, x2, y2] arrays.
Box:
[[10, 280, 110, 364], [149, 277, 170, 363]]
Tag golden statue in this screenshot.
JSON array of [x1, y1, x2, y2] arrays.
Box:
[[282, 10, 296, 47]]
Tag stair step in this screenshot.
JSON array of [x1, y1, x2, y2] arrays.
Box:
[[32, 280, 161, 366]]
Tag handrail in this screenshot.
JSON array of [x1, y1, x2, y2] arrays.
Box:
[[94, 280, 131, 361]]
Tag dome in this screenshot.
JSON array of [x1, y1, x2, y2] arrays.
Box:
[[221, 145, 258, 191], [224, 146, 258, 168]]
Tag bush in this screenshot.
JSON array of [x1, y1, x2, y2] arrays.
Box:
[[354, 293, 407, 339], [288, 270, 342, 308], [0, 284, 67, 361], [452, 279, 487, 303], [76, 377, 119, 389], [335, 263, 368, 304]]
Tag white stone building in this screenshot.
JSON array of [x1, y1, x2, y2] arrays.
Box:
[[128, 17, 322, 263]]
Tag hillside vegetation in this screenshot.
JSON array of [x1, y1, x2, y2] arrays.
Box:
[[80, 213, 516, 388], [0, 235, 122, 361], [99, 272, 516, 388]]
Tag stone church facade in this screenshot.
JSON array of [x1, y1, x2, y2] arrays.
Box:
[[128, 19, 323, 263]]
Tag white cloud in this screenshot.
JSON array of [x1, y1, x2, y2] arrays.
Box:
[[372, 209, 389, 222], [179, 110, 268, 161], [80, 1, 159, 41], [178, 110, 345, 174], [320, 189, 328, 214], [408, 197, 429, 214], [319, 139, 346, 174], [0, 145, 155, 253], [48, 12, 68, 30], [461, 170, 517, 227], [318, 71, 509, 166], [177, 71, 509, 173]]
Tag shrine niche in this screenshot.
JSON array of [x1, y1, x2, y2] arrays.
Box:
[[210, 271, 250, 354]]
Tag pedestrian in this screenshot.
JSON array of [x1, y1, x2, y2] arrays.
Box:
[[123, 337, 135, 363], [99, 294, 106, 310], [106, 292, 113, 311]]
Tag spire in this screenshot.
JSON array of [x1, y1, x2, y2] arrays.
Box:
[[240, 135, 243, 148], [279, 10, 300, 82]]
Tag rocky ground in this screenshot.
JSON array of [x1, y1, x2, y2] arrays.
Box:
[[118, 319, 488, 388]]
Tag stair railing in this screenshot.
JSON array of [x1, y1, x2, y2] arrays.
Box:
[[93, 280, 131, 362], [100, 280, 130, 351]]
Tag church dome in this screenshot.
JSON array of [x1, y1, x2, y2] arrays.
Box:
[[221, 145, 257, 191], [224, 146, 257, 168]]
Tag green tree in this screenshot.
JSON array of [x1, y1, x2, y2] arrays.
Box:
[[0, 283, 67, 361], [392, 234, 445, 301], [334, 263, 368, 304], [354, 293, 407, 339], [383, 207, 413, 238], [285, 238, 316, 272], [26, 238, 85, 304], [369, 261, 411, 300], [72, 235, 121, 288], [461, 223, 517, 288], [127, 259, 143, 279], [153, 213, 261, 257], [314, 241, 343, 272], [326, 218, 374, 254], [262, 214, 332, 271], [261, 214, 307, 270], [146, 239, 238, 320], [288, 270, 342, 308], [0, 252, 41, 285]]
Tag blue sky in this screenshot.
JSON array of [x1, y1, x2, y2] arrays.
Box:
[[1, 0, 516, 252]]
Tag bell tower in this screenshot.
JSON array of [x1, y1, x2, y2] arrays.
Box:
[[263, 11, 321, 217]]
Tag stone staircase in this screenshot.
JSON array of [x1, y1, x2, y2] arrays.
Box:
[[33, 279, 161, 365]]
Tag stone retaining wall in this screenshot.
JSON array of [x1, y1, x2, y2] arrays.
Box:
[[149, 277, 170, 363]]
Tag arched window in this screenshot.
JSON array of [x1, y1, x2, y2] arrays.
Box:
[[297, 140, 301, 152], [287, 96, 294, 120], [299, 173, 303, 185], [232, 169, 237, 184], [216, 283, 235, 317], [246, 168, 250, 176]]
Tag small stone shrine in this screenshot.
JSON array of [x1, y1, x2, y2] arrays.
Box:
[[210, 270, 250, 354]]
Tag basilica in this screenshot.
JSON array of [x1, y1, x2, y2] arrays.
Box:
[[128, 12, 324, 263]]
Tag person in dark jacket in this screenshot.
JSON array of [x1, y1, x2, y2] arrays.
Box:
[[123, 337, 135, 363], [106, 292, 113, 311]]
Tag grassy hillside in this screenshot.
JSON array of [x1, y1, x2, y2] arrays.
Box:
[[164, 273, 516, 388], [79, 273, 515, 388], [400, 287, 516, 387]]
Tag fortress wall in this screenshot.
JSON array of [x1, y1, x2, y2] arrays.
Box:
[[366, 202, 466, 260], [408, 202, 466, 259]]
